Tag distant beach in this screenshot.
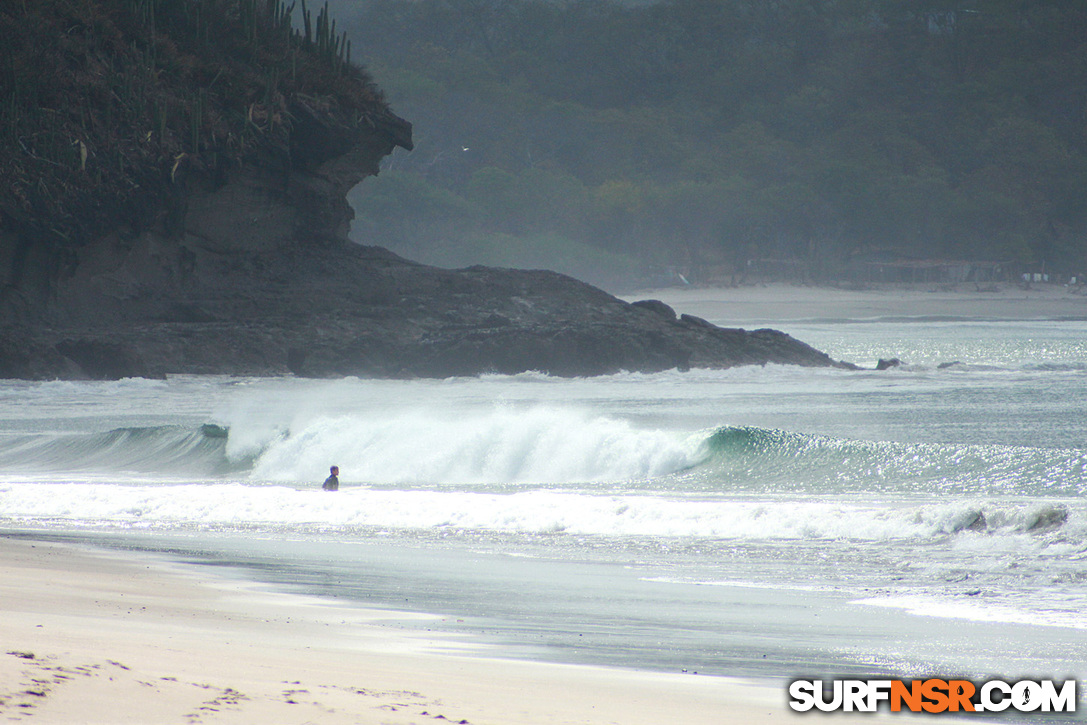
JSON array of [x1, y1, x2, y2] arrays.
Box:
[[624, 283, 1087, 324]]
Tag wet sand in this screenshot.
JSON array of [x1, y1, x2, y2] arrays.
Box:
[[0, 536, 890, 724]]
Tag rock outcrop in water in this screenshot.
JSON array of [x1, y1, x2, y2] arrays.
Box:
[[1, 238, 852, 378], [0, 0, 852, 380]]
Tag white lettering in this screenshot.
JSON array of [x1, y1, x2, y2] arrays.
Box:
[[1012, 681, 1042, 712], [843, 681, 868, 712], [814, 680, 843, 712], [790, 677, 1077, 714], [1039, 680, 1076, 712], [788, 680, 816, 712], [866, 680, 892, 711], [981, 681, 1011, 712]]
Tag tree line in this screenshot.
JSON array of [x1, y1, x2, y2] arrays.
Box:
[[339, 0, 1087, 287], [1, 0, 383, 268]]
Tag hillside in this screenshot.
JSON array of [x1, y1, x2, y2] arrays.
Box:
[[335, 0, 1087, 286], [0, 0, 410, 318], [0, 0, 849, 379]]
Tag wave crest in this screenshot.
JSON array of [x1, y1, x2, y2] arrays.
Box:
[[247, 407, 705, 485]]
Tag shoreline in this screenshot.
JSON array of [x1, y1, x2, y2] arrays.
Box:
[[623, 282, 1087, 324], [0, 534, 883, 724]]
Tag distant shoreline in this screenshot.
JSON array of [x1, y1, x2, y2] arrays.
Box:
[[623, 282, 1087, 325]]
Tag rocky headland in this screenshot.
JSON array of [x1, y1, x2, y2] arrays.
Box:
[[0, 0, 851, 380]]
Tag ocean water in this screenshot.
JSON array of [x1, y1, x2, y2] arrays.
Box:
[[2, 311, 1086, 716]]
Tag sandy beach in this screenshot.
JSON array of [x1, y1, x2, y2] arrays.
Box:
[[624, 283, 1087, 323], [0, 535, 887, 724]]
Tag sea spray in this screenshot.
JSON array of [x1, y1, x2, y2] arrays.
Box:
[[1, 482, 1081, 543], [244, 406, 707, 485], [3, 408, 1085, 499]]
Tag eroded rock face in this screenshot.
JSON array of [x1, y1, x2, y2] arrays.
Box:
[[2, 181, 855, 379], [0, 86, 851, 380], [4, 229, 854, 379]]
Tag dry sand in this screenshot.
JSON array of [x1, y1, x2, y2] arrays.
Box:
[[0, 536, 888, 724], [624, 283, 1087, 324]]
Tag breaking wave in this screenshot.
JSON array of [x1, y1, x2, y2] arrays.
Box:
[[1, 409, 1085, 498], [0, 425, 242, 476]]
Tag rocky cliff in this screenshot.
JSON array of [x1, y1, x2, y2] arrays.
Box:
[[0, 0, 853, 380]]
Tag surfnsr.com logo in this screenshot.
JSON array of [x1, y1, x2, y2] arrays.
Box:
[[788, 678, 1077, 713]]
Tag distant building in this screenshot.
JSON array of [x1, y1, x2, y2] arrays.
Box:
[[847, 250, 1004, 284]]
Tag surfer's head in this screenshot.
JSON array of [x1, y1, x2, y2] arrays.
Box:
[[330, 465, 339, 475]]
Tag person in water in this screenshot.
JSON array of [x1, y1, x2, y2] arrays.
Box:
[[322, 465, 340, 491]]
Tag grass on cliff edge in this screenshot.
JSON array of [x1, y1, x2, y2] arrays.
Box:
[[0, 0, 390, 250]]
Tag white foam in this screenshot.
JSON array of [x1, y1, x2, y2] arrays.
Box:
[[853, 594, 1087, 631], [2, 483, 1063, 542], [641, 576, 838, 593], [238, 406, 707, 485]]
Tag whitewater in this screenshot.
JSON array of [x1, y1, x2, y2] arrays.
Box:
[[2, 311, 1086, 716]]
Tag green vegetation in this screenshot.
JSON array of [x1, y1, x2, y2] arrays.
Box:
[[0, 0, 385, 251], [343, 0, 1087, 285]]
